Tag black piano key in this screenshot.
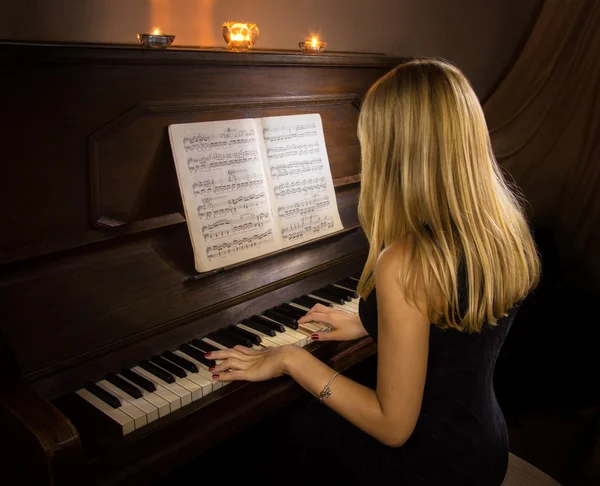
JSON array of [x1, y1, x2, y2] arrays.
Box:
[[250, 315, 285, 333], [297, 295, 333, 308], [219, 328, 253, 347], [207, 331, 241, 349], [272, 305, 303, 320], [337, 277, 358, 291], [151, 356, 187, 378], [140, 360, 175, 384], [311, 289, 345, 305], [121, 368, 157, 392], [323, 285, 355, 300], [106, 372, 142, 399], [262, 309, 298, 329], [163, 350, 198, 373], [180, 344, 216, 368], [241, 318, 276, 336], [190, 339, 220, 353], [279, 303, 307, 318], [291, 296, 317, 310], [85, 383, 121, 409], [228, 324, 261, 345], [334, 284, 359, 299], [318, 285, 348, 300]]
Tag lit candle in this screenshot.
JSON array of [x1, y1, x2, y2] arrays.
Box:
[[222, 22, 259, 51], [137, 27, 175, 48], [299, 35, 327, 54]]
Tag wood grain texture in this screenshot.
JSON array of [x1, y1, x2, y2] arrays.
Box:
[[0, 42, 402, 485]]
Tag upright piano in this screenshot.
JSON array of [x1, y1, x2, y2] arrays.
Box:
[[0, 42, 405, 485]]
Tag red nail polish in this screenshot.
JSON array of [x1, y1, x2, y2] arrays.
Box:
[[209, 366, 215, 372], [212, 374, 219, 379], [204, 353, 211, 358], [311, 334, 319, 340]]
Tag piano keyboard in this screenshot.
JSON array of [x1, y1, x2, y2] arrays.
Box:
[[75, 276, 361, 435]]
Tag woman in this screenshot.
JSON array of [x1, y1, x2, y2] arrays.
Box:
[[205, 59, 540, 485]]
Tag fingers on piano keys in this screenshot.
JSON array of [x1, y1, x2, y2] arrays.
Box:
[[75, 275, 362, 435]]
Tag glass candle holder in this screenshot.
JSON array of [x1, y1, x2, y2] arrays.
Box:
[[299, 37, 327, 54], [137, 28, 175, 48], [222, 22, 259, 51]]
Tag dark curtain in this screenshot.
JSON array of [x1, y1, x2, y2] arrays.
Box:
[[484, 0, 600, 293]]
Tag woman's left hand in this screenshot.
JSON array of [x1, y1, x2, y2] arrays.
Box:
[[206, 344, 296, 382]]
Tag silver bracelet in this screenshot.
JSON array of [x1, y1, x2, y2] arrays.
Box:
[[319, 371, 340, 404]]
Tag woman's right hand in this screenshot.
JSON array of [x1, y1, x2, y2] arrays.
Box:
[[298, 303, 369, 342]]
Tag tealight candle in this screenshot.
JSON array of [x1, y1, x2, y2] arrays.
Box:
[[222, 22, 259, 51], [299, 36, 327, 54], [137, 26, 175, 48]]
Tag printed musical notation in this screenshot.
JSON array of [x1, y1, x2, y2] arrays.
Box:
[[262, 122, 317, 143], [281, 215, 336, 242], [187, 148, 259, 173], [273, 176, 327, 198], [183, 127, 257, 152], [170, 119, 278, 265], [259, 115, 342, 246], [201, 211, 270, 241], [192, 170, 264, 197], [206, 229, 274, 260], [277, 195, 331, 219], [169, 114, 343, 271], [196, 191, 268, 220]]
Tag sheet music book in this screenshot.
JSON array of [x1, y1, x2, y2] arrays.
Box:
[[168, 113, 344, 272]]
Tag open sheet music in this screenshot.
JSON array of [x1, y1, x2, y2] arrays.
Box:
[[169, 114, 343, 272]]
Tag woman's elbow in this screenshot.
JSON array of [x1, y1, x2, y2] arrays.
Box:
[[377, 424, 414, 448]]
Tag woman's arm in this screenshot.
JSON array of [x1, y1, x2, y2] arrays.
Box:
[[208, 240, 430, 447], [284, 241, 430, 446]]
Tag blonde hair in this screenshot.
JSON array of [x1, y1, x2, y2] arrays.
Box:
[[357, 59, 540, 333]]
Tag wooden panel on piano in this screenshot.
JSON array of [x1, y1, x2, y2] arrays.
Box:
[[0, 42, 405, 486]]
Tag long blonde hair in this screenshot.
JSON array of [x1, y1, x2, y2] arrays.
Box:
[[357, 59, 540, 332]]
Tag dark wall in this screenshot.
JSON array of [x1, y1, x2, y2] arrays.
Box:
[[0, 0, 541, 99]]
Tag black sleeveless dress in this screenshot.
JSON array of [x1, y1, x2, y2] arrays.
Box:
[[283, 286, 519, 486]]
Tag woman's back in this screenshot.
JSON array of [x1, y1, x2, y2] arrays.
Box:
[[356, 285, 517, 485]]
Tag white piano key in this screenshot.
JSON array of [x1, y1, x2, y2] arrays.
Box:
[[281, 325, 312, 344], [299, 321, 324, 333], [162, 356, 213, 394], [201, 337, 227, 350], [76, 389, 135, 436], [96, 381, 147, 429], [308, 294, 358, 314], [174, 376, 203, 401], [117, 374, 170, 418], [149, 361, 204, 401], [132, 366, 187, 409], [98, 379, 159, 424], [173, 350, 222, 390]]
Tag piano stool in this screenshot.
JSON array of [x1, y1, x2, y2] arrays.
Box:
[[502, 453, 562, 486]]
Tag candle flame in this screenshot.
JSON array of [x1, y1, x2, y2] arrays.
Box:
[[311, 36, 318, 47], [152, 27, 161, 35]]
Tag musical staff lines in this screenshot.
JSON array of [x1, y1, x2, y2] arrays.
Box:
[[262, 122, 317, 143], [183, 127, 257, 152], [196, 191, 269, 221], [281, 215, 336, 242], [169, 114, 342, 271], [273, 176, 327, 198], [206, 229, 274, 261], [187, 148, 259, 173], [277, 194, 331, 219], [192, 170, 264, 197]]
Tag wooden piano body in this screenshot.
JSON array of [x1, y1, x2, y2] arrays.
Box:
[[0, 43, 404, 485]]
